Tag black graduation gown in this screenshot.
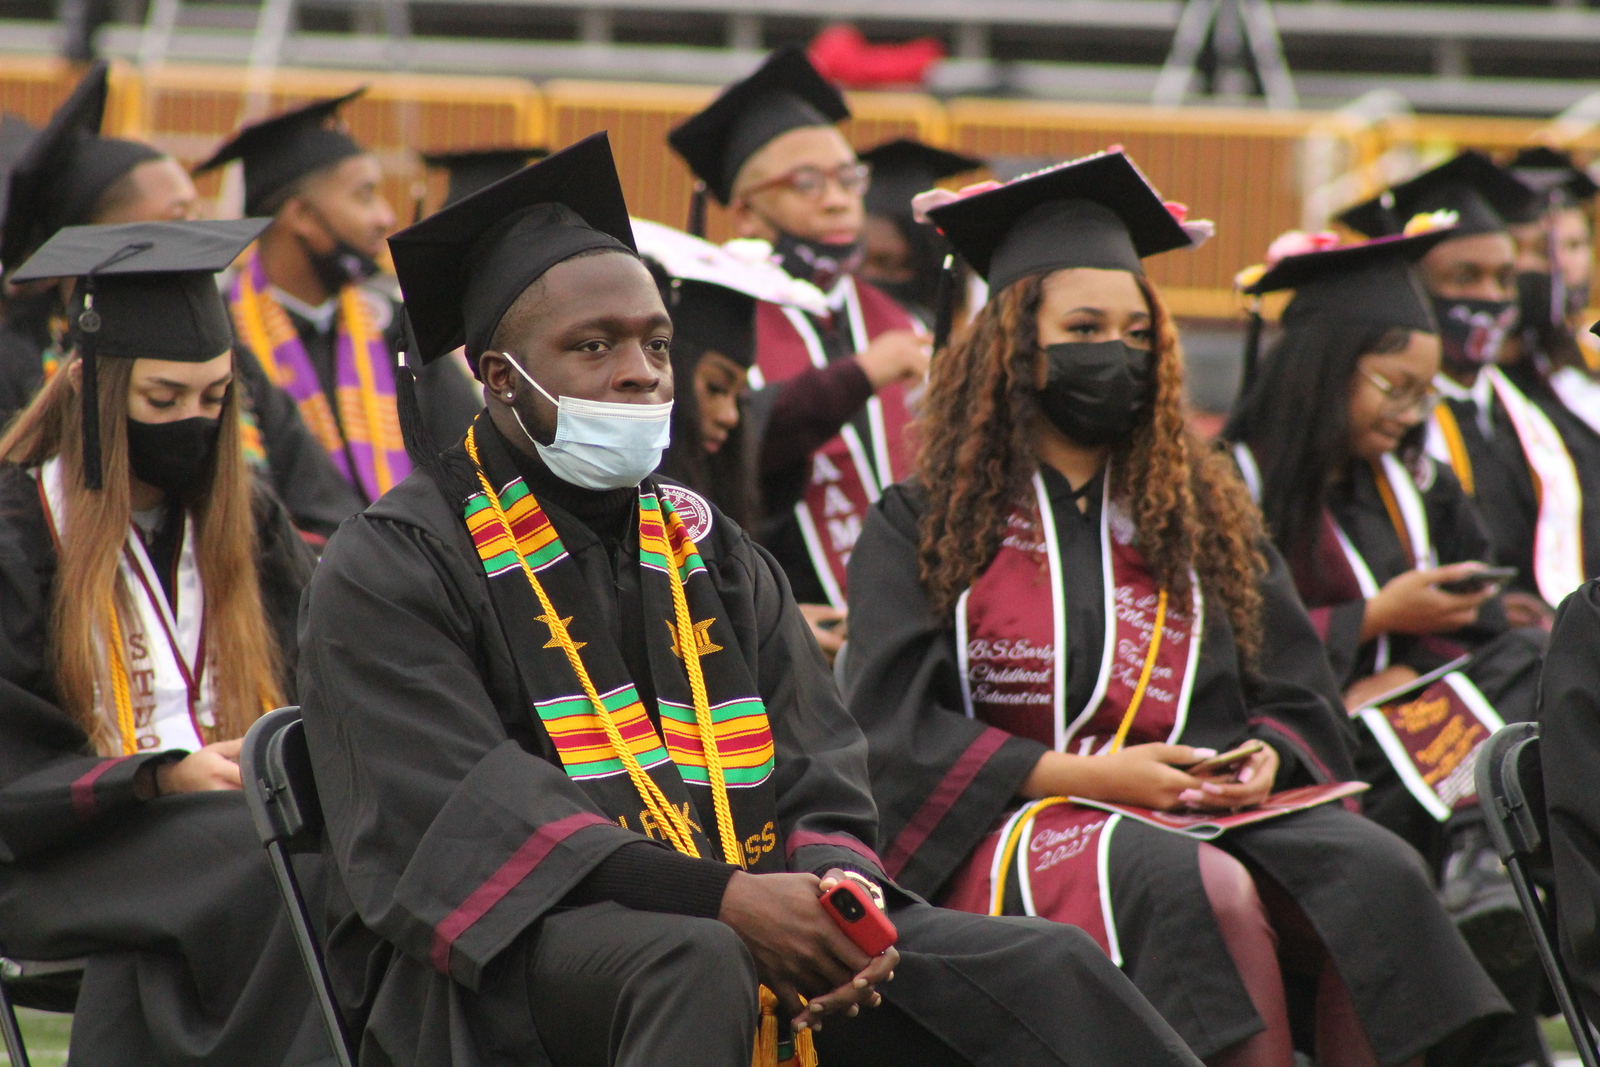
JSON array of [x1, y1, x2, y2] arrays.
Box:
[[297, 433, 1203, 1067], [1302, 460, 1546, 864], [1501, 359, 1600, 582], [0, 462, 331, 1065], [843, 471, 1508, 1063], [1538, 579, 1600, 1024], [1436, 392, 1547, 600]]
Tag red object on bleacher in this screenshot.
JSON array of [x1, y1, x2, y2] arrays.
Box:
[[807, 23, 945, 90]]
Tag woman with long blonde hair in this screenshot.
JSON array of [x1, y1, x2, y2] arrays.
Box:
[[842, 154, 1507, 1067], [0, 220, 326, 1065]]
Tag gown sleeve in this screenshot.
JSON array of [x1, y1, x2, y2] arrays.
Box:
[[298, 504, 641, 991], [1243, 543, 1361, 788], [1536, 579, 1600, 1022], [840, 485, 1050, 898], [0, 468, 183, 862]]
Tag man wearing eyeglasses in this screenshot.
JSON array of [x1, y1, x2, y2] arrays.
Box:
[[671, 48, 930, 660]]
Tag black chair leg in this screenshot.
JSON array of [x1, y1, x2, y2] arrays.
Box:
[[0, 977, 31, 1067]]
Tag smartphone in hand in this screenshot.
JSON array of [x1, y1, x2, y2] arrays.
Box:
[[1182, 739, 1265, 780], [820, 880, 897, 957], [1435, 565, 1517, 596]]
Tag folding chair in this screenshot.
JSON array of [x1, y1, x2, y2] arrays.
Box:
[[1477, 721, 1600, 1067], [0, 956, 81, 1067], [240, 706, 356, 1067]]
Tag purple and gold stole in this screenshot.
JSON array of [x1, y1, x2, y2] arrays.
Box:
[[230, 250, 410, 502]]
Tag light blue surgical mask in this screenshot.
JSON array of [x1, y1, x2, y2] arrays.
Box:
[[500, 353, 673, 490]]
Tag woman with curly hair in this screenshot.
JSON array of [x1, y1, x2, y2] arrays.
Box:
[[1227, 227, 1550, 1066], [842, 153, 1506, 1067]]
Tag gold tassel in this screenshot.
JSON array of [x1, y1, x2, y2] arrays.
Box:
[[752, 986, 818, 1067]]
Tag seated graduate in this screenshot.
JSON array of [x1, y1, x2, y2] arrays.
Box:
[[1536, 578, 1600, 1027], [1226, 227, 1552, 1066], [1338, 152, 1589, 624], [297, 133, 1204, 1067], [842, 151, 1509, 1067], [669, 47, 931, 638], [194, 89, 482, 507], [0, 220, 326, 1064], [0, 61, 362, 542], [855, 139, 983, 326]]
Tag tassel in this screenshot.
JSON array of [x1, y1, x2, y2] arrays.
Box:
[[79, 286, 103, 491], [752, 986, 817, 1067], [688, 182, 709, 238], [1238, 299, 1264, 401], [395, 309, 438, 468], [931, 253, 957, 353]]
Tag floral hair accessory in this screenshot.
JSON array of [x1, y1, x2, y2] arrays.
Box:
[[1402, 209, 1460, 237], [1234, 263, 1268, 290], [911, 180, 1001, 224], [1265, 230, 1341, 265]]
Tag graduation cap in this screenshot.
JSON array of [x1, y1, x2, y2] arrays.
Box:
[[10, 218, 269, 489], [0, 114, 38, 237], [1244, 227, 1459, 333], [1507, 146, 1599, 215], [1, 61, 163, 277], [926, 150, 1200, 296], [668, 45, 850, 207], [389, 131, 636, 370], [859, 139, 983, 220], [632, 217, 826, 368], [420, 146, 550, 208], [1337, 151, 1536, 239], [193, 89, 366, 217]]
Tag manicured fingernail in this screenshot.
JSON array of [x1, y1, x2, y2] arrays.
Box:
[[848, 1005, 860, 1017], [1238, 767, 1254, 783], [1191, 748, 1217, 758], [886, 971, 895, 982], [872, 993, 883, 1007], [794, 1020, 808, 1031], [853, 977, 868, 988], [810, 1001, 825, 1013], [1179, 789, 1203, 804], [1201, 782, 1224, 794]]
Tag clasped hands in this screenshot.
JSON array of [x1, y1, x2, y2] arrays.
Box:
[[718, 866, 898, 1034]]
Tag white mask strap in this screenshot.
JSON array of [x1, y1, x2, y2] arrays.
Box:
[[497, 351, 561, 409]]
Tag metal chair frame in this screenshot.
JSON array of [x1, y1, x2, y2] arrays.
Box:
[[241, 706, 357, 1067], [1477, 721, 1600, 1067]]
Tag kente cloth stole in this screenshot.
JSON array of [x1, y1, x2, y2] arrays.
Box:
[[1427, 367, 1584, 604], [36, 457, 213, 757], [943, 470, 1203, 960], [459, 418, 783, 871], [752, 277, 918, 607], [229, 250, 410, 502], [1317, 454, 1503, 821]]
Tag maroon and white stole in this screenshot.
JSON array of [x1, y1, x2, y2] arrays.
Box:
[[37, 457, 211, 755], [752, 277, 918, 606], [1241, 444, 1504, 822], [942, 472, 1202, 962]]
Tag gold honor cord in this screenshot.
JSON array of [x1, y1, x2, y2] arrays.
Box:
[[989, 795, 1075, 916], [1108, 588, 1169, 754], [1431, 404, 1475, 497], [103, 593, 137, 756]]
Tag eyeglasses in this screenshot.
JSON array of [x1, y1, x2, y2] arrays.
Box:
[[1362, 369, 1440, 416], [739, 161, 872, 202]]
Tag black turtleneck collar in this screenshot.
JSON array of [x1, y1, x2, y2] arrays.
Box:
[[490, 416, 638, 550]]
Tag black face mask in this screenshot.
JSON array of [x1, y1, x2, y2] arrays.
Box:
[[126, 416, 221, 500], [1430, 295, 1519, 372], [1034, 340, 1155, 446], [772, 231, 863, 291]]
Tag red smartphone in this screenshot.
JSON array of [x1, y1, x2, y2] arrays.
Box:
[[820, 880, 898, 957]]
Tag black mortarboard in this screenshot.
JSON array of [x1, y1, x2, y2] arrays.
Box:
[[1337, 151, 1536, 239], [859, 139, 983, 220], [927, 150, 1196, 294], [11, 218, 268, 489], [389, 131, 636, 369], [668, 45, 850, 205], [1507, 146, 1599, 218], [0, 114, 38, 237], [1245, 228, 1459, 333], [421, 146, 550, 208], [193, 89, 366, 216], [664, 280, 756, 368], [1, 62, 163, 276]]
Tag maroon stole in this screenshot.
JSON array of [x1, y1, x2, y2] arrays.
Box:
[[753, 277, 917, 606], [942, 472, 1202, 962]]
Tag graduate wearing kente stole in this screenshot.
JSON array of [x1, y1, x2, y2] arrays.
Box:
[[297, 134, 1201, 1067], [845, 151, 1509, 1067]]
